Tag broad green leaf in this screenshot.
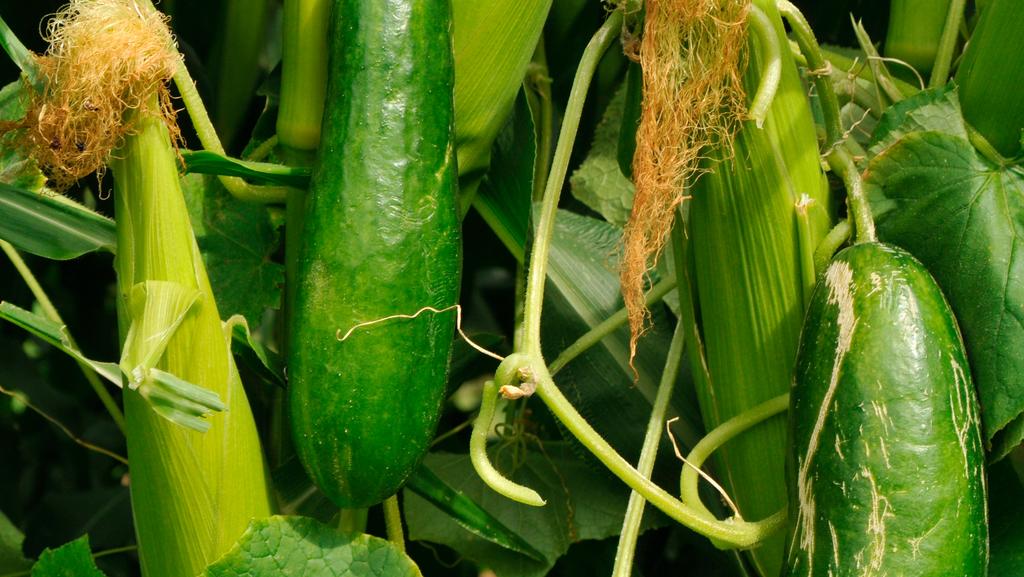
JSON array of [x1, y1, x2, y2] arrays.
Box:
[[0, 183, 116, 260], [181, 150, 311, 189], [405, 466, 545, 561], [0, 509, 31, 573], [865, 94, 1024, 458], [473, 91, 535, 262], [181, 174, 285, 327], [0, 301, 121, 386], [30, 535, 106, 577], [868, 85, 967, 154], [202, 516, 421, 577], [404, 445, 666, 577], [989, 459, 1024, 574], [569, 82, 635, 227]]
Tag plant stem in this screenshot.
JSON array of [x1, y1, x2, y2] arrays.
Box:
[[0, 240, 126, 433], [777, 0, 842, 146], [382, 496, 406, 553], [828, 146, 876, 244], [795, 196, 817, 308], [612, 322, 685, 577], [747, 4, 782, 127], [548, 275, 676, 375], [929, 0, 967, 88], [278, 0, 330, 151], [529, 359, 786, 548], [338, 508, 368, 534], [526, 40, 554, 202], [679, 393, 790, 521], [813, 219, 852, 273], [522, 10, 623, 357]]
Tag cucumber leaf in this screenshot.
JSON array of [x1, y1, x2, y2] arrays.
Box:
[[864, 87, 1024, 458], [202, 516, 421, 577], [29, 535, 106, 577], [180, 150, 311, 189], [569, 82, 634, 227], [404, 445, 666, 577], [181, 174, 285, 328], [0, 509, 32, 573]]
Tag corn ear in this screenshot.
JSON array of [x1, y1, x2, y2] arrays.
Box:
[[683, 1, 832, 574], [110, 100, 272, 577]]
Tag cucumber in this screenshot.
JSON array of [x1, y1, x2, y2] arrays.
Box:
[[288, 0, 460, 508], [784, 243, 987, 576]]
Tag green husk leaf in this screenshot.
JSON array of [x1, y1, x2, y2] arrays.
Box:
[[0, 509, 32, 573], [864, 91, 1024, 459], [202, 516, 421, 577], [29, 535, 106, 577], [405, 465, 545, 561], [452, 0, 551, 193], [225, 314, 285, 388], [0, 301, 121, 386], [570, 82, 635, 227], [180, 150, 311, 188]]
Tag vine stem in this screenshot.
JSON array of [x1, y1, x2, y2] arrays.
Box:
[[746, 4, 782, 127], [777, 0, 877, 245], [383, 496, 406, 553], [679, 393, 790, 522], [0, 240, 126, 433], [612, 322, 685, 577], [132, 0, 288, 204], [929, 0, 967, 88], [548, 276, 676, 375], [530, 359, 786, 547], [520, 10, 623, 357]]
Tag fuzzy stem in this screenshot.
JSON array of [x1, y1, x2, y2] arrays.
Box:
[[828, 146, 875, 244], [382, 496, 406, 553], [277, 0, 330, 151], [338, 508, 368, 534], [679, 394, 790, 521], [612, 322, 685, 577], [0, 240, 126, 433], [469, 376, 546, 506], [747, 4, 782, 127], [528, 357, 786, 548], [929, 0, 967, 88], [548, 275, 676, 375], [522, 11, 623, 357], [813, 219, 852, 274]]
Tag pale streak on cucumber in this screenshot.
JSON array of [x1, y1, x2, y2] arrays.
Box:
[[792, 260, 857, 571]]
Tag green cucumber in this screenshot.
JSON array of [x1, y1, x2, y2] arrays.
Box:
[[288, 0, 460, 508], [784, 243, 987, 576]]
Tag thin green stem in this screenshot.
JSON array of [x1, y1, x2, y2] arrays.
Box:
[[382, 496, 406, 553], [0, 241, 126, 433], [93, 545, 139, 558], [679, 394, 790, 522], [529, 358, 786, 548], [522, 11, 623, 357], [469, 375, 545, 506], [828, 146, 876, 244], [338, 508, 368, 534], [813, 219, 852, 273], [777, 0, 843, 146], [278, 0, 330, 151], [548, 276, 676, 375], [612, 322, 685, 577], [747, 4, 781, 128], [929, 0, 967, 88], [245, 135, 279, 162]]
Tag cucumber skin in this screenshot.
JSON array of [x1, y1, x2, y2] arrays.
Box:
[[784, 243, 987, 576], [288, 0, 460, 508]]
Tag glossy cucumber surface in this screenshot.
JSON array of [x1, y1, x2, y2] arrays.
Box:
[[784, 243, 987, 576], [288, 0, 460, 508]]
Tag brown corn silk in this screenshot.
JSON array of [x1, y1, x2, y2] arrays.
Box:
[[621, 0, 749, 358], [11, 0, 179, 189]]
